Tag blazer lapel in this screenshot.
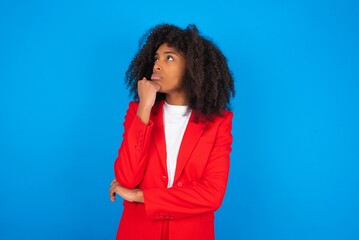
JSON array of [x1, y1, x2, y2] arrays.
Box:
[[174, 113, 208, 183], [151, 101, 167, 173]]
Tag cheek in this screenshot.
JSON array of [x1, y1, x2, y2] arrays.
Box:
[[167, 67, 183, 80], [173, 65, 186, 79]]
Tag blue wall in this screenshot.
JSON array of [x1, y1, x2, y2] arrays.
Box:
[[1, 0, 358, 239]]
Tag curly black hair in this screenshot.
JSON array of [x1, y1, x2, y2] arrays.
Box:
[[125, 24, 235, 121]]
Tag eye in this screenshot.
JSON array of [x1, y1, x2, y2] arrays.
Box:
[[167, 56, 174, 61]]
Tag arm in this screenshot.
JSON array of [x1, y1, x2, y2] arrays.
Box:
[[143, 111, 233, 219], [113, 102, 154, 188], [114, 78, 160, 188]]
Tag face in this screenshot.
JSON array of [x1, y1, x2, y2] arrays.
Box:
[[151, 43, 186, 95]]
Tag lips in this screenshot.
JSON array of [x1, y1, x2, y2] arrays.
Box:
[[151, 73, 162, 80]]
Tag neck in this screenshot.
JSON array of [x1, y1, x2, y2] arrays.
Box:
[[165, 93, 188, 106]]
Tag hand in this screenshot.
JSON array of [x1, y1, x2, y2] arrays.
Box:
[[137, 77, 160, 109], [109, 179, 144, 203], [136, 77, 160, 124]]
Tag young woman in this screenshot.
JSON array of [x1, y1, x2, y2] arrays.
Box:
[[109, 24, 235, 240]]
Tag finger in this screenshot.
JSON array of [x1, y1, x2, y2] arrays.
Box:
[[109, 188, 114, 201], [111, 179, 117, 185], [110, 183, 117, 193], [110, 194, 115, 202], [109, 186, 117, 202], [138, 77, 146, 83], [110, 183, 122, 195]]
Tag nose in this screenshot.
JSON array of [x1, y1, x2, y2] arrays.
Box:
[[153, 61, 161, 71]]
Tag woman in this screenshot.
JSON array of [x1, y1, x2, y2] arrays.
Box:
[[109, 24, 235, 240]]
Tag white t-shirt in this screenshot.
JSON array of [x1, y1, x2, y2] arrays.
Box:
[[163, 101, 191, 188]]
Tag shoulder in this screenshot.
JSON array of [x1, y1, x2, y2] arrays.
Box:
[[211, 109, 233, 124], [128, 101, 139, 109], [222, 109, 233, 118], [124, 101, 139, 115]]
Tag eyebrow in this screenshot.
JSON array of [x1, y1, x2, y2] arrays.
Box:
[[155, 51, 179, 56]]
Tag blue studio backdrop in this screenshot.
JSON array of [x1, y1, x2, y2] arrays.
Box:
[[0, 0, 358, 239]]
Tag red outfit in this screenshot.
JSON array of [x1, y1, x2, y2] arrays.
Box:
[[114, 101, 233, 240]]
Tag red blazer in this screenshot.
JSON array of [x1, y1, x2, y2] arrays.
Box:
[[114, 101, 233, 240]]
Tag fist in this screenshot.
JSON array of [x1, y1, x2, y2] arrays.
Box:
[[137, 77, 160, 108]]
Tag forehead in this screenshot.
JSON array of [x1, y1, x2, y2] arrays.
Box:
[[155, 43, 180, 54]]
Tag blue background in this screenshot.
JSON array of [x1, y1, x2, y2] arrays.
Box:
[[1, 0, 358, 239]]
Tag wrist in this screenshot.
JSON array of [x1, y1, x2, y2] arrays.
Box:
[[137, 104, 152, 125], [136, 190, 144, 203], [138, 102, 153, 112]]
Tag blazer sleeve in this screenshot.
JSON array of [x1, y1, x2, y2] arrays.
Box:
[[143, 111, 233, 220], [114, 101, 154, 188]]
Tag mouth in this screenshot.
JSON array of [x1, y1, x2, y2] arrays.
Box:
[[151, 73, 162, 80]]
